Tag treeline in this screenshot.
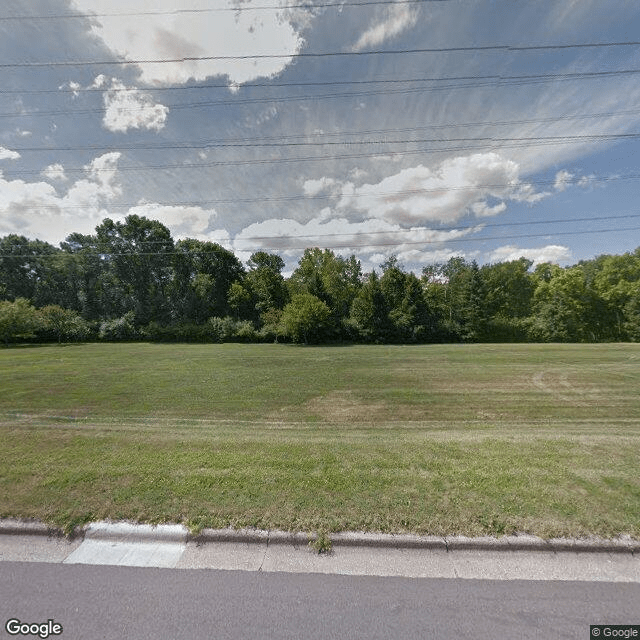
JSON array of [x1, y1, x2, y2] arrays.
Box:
[[1, 214, 640, 345]]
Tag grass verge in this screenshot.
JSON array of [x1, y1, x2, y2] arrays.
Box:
[[1, 342, 639, 538]]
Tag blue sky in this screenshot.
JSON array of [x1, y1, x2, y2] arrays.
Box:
[[2, 0, 640, 273]]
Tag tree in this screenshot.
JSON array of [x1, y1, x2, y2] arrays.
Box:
[[243, 251, 289, 323], [37, 305, 90, 343], [96, 215, 174, 324], [281, 293, 332, 344], [0, 235, 61, 302], [479, 258, 534, 341], [171, 239, 245, 323], [0, 298, 40, 345], [527, 265, 605, 342], [348, 271, 391, 342], [289, 248, 362, 336]]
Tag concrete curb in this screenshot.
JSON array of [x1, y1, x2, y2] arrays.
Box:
[[1, 519, 638, 554]]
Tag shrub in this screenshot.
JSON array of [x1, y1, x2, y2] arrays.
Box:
[[0, 298, 41, 345], [99, 312, 139, 341], [37, 305, 90, 343]]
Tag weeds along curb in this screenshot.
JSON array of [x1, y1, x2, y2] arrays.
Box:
[[1, 520, 639, 554], [0, 519, 73, 539]]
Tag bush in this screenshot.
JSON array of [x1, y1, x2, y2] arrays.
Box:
[[232, 320, 259, 343], [99, 312, 139, 341], [0, 298, 41, 345], [281, 294, 332, 344], [37, 305, 90, 343], [206, 316, 236, 342]]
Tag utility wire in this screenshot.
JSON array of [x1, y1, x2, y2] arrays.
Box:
[[0, 0, 458, 20], [8, 134, 640, 153], [7, 108, 640, 152], [2, 40, 640, 68], [12, 213, 637, 241], [0, 173, 633, 212], [3, 70, 639, 120], [5, 68, 640, 96], [3, 136, 640, 178], [2, 225, 639, 258]]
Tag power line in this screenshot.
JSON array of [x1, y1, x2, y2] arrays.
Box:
[[9, 133, 640, 153], [2, 40, 640, 68], [3, 136, 639, 179], [2, 225, 638, 258], [0, 0, 457, 21], [6, 108, 640, 153], [0, 172, 635, 211], [20, 212, 640, 240], [4, 69, 639, 120], [5, 68, 640, 96]]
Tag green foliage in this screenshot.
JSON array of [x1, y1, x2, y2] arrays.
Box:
[[37, 305, 90, 343], [99, 312, 139, 341], [348, 271, 391, 342], [309, 530, 332, 554], [244, 251, 289, 321], [281, 293, 332, 343], [5, 215, 640, 345], [289, 249, 362, 337], [0, 298, 41, 345]]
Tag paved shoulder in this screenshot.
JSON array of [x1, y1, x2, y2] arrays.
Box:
[[1, 520, 639, 581]]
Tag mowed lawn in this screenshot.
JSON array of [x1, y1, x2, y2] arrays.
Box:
[[1, 342, 639, 539]]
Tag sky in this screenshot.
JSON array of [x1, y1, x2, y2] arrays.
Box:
[[2, 0, 640, 274]]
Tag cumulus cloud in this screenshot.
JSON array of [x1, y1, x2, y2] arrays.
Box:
[[0, 147, 20, 161], [42, 164, 68, 182], [95, 76, 169, 133], [303, 177, 339, 197], [554, 170, 574, 192], [488, 244, 572, 266], [72, 0, 306, 86], [335, 152, 546, 225], [352, 2, 420, 51], [233, 214, 482, 270], [0, 153, 122, 243], [554, 169, 597, 192], [125, 202, 226, 242]]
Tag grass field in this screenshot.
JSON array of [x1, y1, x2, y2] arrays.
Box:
[[1, 342, 639, 539]]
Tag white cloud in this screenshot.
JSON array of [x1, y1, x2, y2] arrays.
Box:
[[554, 170, 574, 192], [303, 177, 339, 197], [352, 2, 419, 51], [0, 147, 20, 161], [0, 153, 122, 243], [233, 215, 482, 270], [488, 244, 572, 266], [554, 169, 597, 192], [59, 81, 82, 97], [125, 202, 224, 241], [335, 153, 546, 225], [71, 0, 306, 86], [42, 164, 68, 182], [99, 77, 169, 133]]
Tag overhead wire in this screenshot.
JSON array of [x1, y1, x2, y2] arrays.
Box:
[[7, 133, 640, 153], [3, 68, 640, 96], [2, 40, 640, 68], [2, 225, 639, 258], [2, 69, 639, 121], [0, 173, 636, 210], [4, 107, 640, 154], [0, 0, 459, 20], [3, 135, 640, 178]]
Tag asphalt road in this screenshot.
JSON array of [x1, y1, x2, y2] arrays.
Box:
[[2, 561, 638, 640]]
